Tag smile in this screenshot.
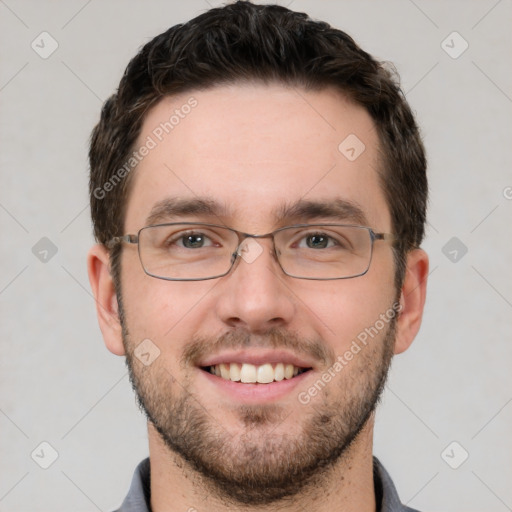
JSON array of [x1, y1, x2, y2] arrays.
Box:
[[201, 362, 312, 384]]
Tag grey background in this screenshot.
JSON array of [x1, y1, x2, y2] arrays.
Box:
[[1, 1, 511, 510]]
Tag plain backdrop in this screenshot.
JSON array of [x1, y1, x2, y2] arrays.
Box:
[[1, 1, 511, 511]]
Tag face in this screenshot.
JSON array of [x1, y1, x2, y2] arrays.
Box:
[[110, 84, 404, 504]]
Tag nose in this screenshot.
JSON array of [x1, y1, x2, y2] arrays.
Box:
[[213, 237, 296, 332]]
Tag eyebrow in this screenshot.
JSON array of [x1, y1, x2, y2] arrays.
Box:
[[275, 198, 368, 227], [144, 196, 369, 228], [145, 197, 231, 226]]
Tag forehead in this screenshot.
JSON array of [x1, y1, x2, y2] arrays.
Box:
[[124, 83, 390, 232]]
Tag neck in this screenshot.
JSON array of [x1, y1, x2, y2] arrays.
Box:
[[148, 417, 377, 512]]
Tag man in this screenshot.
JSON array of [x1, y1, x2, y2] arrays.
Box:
[[87, 1, 429, 511]]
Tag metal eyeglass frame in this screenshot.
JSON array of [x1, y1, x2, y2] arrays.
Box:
[[107, 222, 397, 281]]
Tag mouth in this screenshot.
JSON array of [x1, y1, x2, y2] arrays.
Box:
[[196, 349, 317, 402], [200, 362, 312, 384]]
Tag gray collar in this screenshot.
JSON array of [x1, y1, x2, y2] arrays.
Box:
[[113, 456, 420, 512]]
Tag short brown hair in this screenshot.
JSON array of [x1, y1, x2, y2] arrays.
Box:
[[89, 0, 427, 289]]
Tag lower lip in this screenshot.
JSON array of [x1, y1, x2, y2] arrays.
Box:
[[197, 368, 312, 403]]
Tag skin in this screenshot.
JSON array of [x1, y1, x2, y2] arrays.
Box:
[[88, 83, 428, 512]]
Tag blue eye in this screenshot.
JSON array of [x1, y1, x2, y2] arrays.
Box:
[[169, 231, 217, 249], [302, 233, 333, 249], [180, 233, 209, 248], [295, 232, 339, 249]]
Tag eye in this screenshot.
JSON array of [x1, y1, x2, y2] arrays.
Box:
[[169, 231, 216, 249], [297, 232, 337, 249]]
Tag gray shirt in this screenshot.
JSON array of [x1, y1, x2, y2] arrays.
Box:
[[113, 456, 420, 512]]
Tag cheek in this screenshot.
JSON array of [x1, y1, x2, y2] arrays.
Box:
[[120, 255, 216, 345], [301, 264, 396, 353]]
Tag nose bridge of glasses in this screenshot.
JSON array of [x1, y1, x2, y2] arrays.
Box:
[[234, 231, 278, 258]]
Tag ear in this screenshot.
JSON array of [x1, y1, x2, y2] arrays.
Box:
[[394, 248, 429, 355], [87, 244, 125, 356]]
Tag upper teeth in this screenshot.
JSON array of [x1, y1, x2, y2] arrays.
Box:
[[208, 363, 305, 383]]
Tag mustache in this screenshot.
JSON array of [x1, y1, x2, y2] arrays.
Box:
[[180, 327, 334, 368]]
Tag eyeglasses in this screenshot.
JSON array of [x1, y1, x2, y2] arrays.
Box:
[[107, 222, 396, 281]]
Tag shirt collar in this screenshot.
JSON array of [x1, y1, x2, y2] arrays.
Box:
[[114, 456, 419, 512]]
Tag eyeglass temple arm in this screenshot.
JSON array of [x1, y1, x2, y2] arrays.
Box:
[[376, 232, 395, 239], [106, 234, 138, 249]]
